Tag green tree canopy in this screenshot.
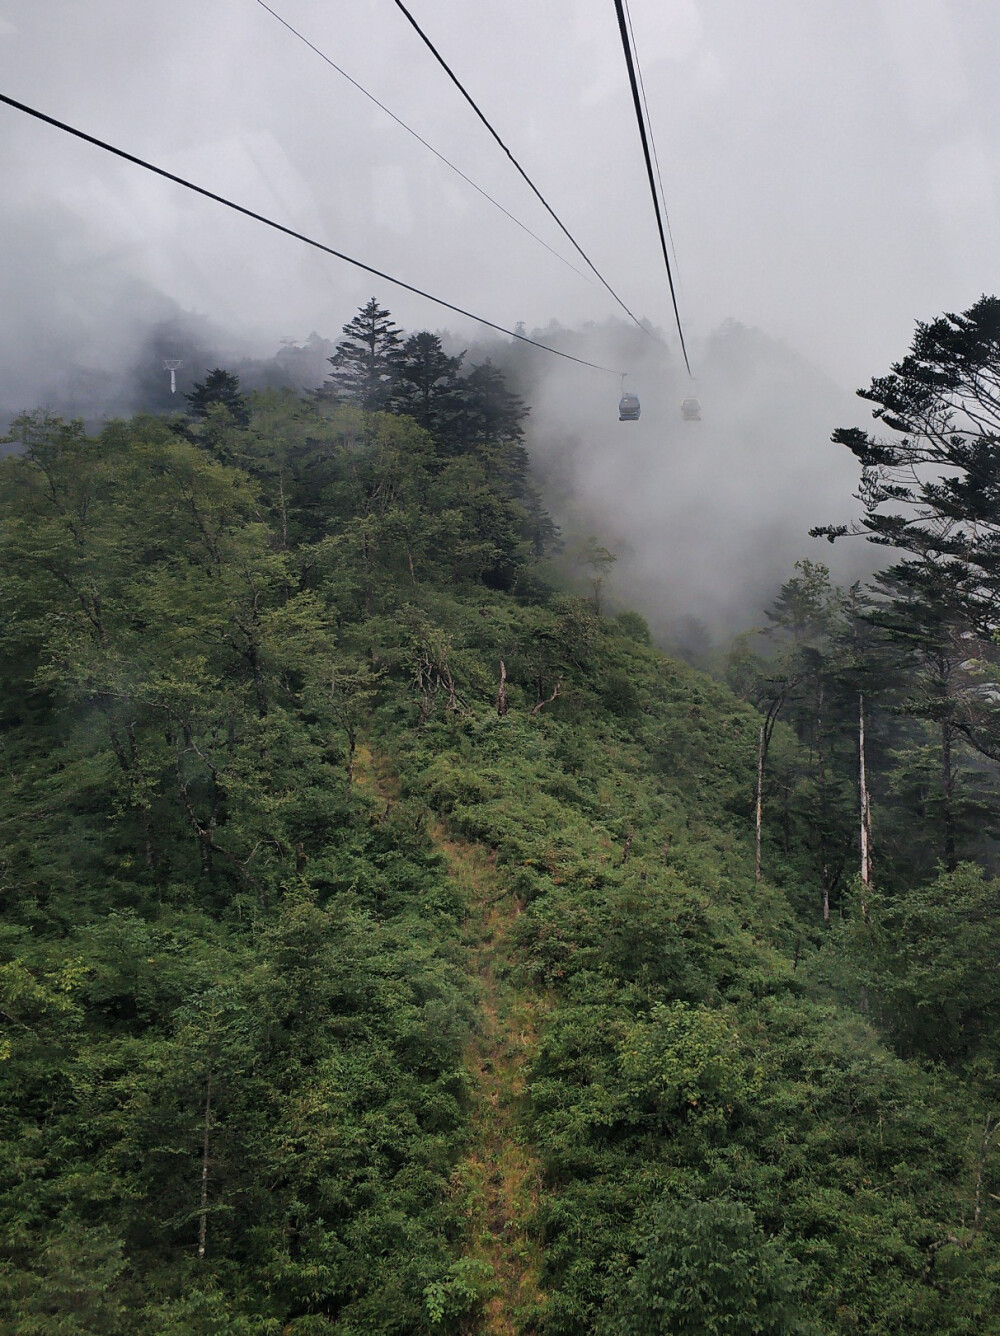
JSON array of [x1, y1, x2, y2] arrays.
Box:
[[322, 296, 403, 409], [814, 295, 1000, 635], [185, 367, 249, 426], [610, 1197, 814, 1336], [394, 331, 465, 438]]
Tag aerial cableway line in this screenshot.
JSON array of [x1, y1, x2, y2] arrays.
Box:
[[0, 91, 623, 376], [622, 0, 681, 274], [253, 0, 589, 281], [612, 0, 692, 375], [390, 0, 659, 343]]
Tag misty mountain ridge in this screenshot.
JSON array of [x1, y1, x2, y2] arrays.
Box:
[[1, 293, 871, 647]]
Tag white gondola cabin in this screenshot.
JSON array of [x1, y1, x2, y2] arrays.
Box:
[[681, 396, 701, 421]]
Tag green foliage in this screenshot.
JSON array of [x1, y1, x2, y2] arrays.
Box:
[[394, 332, 465, 441], [607, 1197, 814, 1335], [423, 1258, 495, 1326], [834, 866, 1000, 1067], [3, 321, 1000, 1334], [322, 296, 404, 409], [185, 367, 250, 427], [0, 408, 476, 1331], [4, 1219, 129, 1334], [811, 298, 1000, 877]]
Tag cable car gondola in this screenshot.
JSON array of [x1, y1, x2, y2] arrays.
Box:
[[619, 391, 641, 421], [618, 375, 640, 421], [681, 396, 701, 421]]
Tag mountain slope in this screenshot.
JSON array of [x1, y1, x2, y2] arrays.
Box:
[[0, 398, 997, 1333]]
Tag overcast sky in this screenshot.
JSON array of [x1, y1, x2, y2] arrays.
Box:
[[3, 0, 999, 387], [3, 0, 999, 633]]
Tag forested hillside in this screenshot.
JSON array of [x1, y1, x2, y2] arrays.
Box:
[[2, 301, 999, 1334]]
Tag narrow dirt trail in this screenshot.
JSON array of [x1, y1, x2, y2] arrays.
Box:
[[353, 745, 546, 1333], [435, 827, 548, 1334]]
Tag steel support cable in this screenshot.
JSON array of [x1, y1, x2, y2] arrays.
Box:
[[612, 0, 692, 375], [390, 0, 659, 342], [622, 0, 680, 271], [0, 91, 624, 376], [253, 0, 590, 283]]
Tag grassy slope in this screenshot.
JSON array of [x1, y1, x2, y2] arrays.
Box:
[[2, 407, 998, 1333], [371, 592, 1000, 1334]]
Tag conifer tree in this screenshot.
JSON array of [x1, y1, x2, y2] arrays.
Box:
[[863, 563, 996, 871], [394, 331, 464, 438], [322, 297, 403, 409], [458, 359, 528, 457], [814, 297, 1000, 650], [816, 295, 1000, 819], [185, 368, 249, 426]]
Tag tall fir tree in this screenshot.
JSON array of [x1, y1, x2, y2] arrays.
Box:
[[185, 368, 249, 426], [322, 297, 403, 409], [457, 360, 528, 453], [394, 331, 465, 440], [814, 295, 1000, 634], [815, 295, 1000, 798]]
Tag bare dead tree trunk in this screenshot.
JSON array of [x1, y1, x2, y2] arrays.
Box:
[[278, 469, 289, 551], [531, 679, 562, 716], [859, 691, 871, 915], [197, 1069, 212, 1261], [755, 723, 765, 883], [496, 659, 509, 717], [439, 664, 458, 712]]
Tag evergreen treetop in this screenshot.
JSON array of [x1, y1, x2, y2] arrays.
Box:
[[394, 331, 465, 439], [322, 296, 404, 409], [185, 367, 249, 426]]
